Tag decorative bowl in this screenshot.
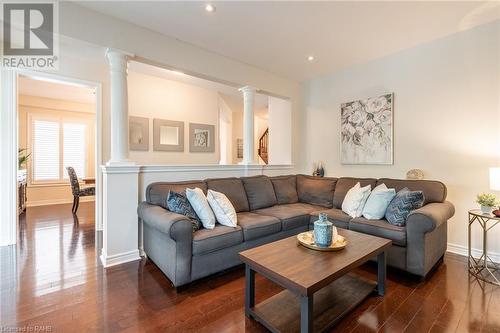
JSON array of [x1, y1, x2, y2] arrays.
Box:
[[297, 231, 347, 252]]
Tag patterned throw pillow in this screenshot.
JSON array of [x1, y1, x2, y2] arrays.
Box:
[[166, 191, 201, 232], [385, 188, 424, 226]]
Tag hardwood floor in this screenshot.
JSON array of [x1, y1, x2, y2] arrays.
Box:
[[1, 203, 499, 332]]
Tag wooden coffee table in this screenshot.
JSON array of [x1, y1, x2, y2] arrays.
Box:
[[239, 229, 392, 333]]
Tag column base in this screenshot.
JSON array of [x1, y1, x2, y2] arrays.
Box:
[[100, 249, 141, 268]]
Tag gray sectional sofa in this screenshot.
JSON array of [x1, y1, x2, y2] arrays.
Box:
[[138, 175, 455, 287]]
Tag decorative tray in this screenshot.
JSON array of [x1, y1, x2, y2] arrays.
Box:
[[297, 231, 347, 252]]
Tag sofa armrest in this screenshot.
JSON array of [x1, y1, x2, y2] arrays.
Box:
[[138, 202, 193, 243], [405, 201, 454, 277], [406, 201, 455, 234]]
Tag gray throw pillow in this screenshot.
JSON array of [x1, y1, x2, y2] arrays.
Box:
[[385, 188, 424, 226], [166, 191, 201, 232]]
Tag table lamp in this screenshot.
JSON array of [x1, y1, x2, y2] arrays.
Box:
[[490, 167, 500, 191], [489, 168, 500, 216]]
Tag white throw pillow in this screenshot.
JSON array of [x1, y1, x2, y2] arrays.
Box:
[[186, 187, 216, 230], [207, 189, 238, 227], [362, 183, 397, 220], [341, 182, 372, 218]]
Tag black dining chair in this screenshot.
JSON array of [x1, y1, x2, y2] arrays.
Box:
[[66, 166, 95, 214]]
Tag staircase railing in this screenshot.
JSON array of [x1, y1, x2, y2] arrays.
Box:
[[258, 128, 269, 164]]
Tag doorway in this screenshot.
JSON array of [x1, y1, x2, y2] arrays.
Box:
[[0, 70, 102, 247]]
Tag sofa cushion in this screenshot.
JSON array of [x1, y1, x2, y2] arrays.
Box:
[[270, 175, 298, 204], [206, 177, 250, 213], [295, 202, 329, 213], [385, 188, 424, 226], [341, 182, 372, 218], [362, 184, 397, 220], [333, 177, 378, 208], [349, 217, 406, 246], [376, 178, 446, 204], [207, 190, 237, 227], [296, 175, 337, 208], [166, 191, 201, 232], [146, 180, 207, 209], [241, 176, 278, 210], [309, 208, 351, 229], [254, 203, 313, 230], [186, 187, 216, 230], [192, 225, 243, 255], [237, 212, 281, 241]]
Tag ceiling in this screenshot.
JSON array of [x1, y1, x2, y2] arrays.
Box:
[[18, 76, 96, 105], [79, 1, 500, 81]]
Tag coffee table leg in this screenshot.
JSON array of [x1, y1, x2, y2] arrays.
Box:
[[245, 264, 255, 317], [300, 295, 313, 333], [377, 251, 387, 296]]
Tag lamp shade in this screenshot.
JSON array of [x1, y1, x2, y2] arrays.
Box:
[[490, 168, 500, 191]]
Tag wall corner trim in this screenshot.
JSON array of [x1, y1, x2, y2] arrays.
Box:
[[100, 249, 141, 268], [447, 242, 500, 263]]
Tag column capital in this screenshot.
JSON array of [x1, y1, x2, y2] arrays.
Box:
[[106, 48, 134, 73], [239, 85, 258, 94]]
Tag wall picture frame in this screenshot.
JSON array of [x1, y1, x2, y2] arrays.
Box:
[[236, 138, 243, 159], [189, 123, 215, 153], [129, 116, 149, 151], [153, 119, 184, 152], [340, 93, 394, 165]]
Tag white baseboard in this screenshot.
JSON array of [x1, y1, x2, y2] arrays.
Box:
[[100, 249, 141, 268], [27, 197, 95, 207], [447, 242, 500, 263]]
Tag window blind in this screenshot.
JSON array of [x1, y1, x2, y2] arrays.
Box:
[[33, 120, 60, 181], [63, 123, 87, 179], [32, 118, 88, 183]]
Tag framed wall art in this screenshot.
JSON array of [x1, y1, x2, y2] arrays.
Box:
[[153, 119, 184, 152], [340, 93, 393, 165], [189, 123, 215, 153], [129, 116, 149, 151]]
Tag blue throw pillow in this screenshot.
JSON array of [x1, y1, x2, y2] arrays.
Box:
[[385, 188, 424, 226], [166, 191, 202, 232], [362, 184, 396, 220]]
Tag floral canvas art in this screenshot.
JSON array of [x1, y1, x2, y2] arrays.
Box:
[[341, 93, 393, 165]]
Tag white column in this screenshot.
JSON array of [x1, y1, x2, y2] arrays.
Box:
[[106, 49, 133, 165], [101, 165, 141, 267], [239, 85, 257, 165]]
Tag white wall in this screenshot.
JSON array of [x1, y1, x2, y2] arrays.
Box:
[[57, 2, 301, 166], [300, 21, 500, 257], [128, 71, 220, 164], [218, 96, 233, 164], [269, 97, 292, 165], [232, 111, 244, 164]]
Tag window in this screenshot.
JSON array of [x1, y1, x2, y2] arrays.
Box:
[[33, 120, 60, 181], [63, 123, 87, 180], [31, 116, 88, 184]]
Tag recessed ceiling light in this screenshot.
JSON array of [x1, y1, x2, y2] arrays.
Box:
[[307, 55, 315, 62], [205, 3, 216, 12]]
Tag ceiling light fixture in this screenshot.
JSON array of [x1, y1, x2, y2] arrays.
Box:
[[307, 55, 315, 62], [205, 3, 216, 12]]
